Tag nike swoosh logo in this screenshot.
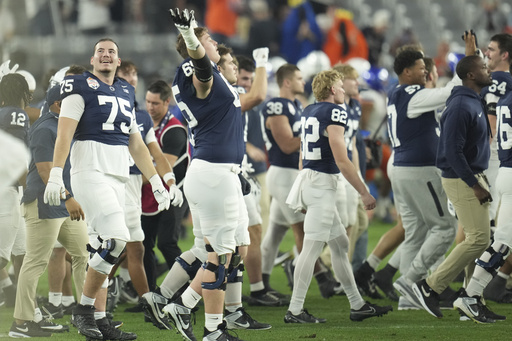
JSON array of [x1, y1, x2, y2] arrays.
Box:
[[421, 286, 431, 298], [358, 306, 377, 315], [478, 112, 483, 117], [236, 321, 251, 328], [16, 327, 29, 332]]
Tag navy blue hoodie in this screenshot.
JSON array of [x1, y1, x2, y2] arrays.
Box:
[[436, 86, 490, 187]]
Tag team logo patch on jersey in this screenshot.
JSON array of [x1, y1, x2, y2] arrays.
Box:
[[86, 77, 100, 90]]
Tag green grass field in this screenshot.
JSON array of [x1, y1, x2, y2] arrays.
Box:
[[2, 219, 512, 340]]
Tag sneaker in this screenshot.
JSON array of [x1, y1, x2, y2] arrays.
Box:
[[9, 321, 53, 338], [350, 302, 393, 321], [72, 304, 103, 339], [266, 288, 291, 302], [480, 302, 506, 321], [224, 307, 271, 330], [120, 280, 139, 305], [38, 318, 70, 333], [397, 296, 420, 311], [62, 302, 77, 315], [203, 321, 243, 341], [247, 291, 285, 307], [96, 317, 137, 340], [282, 259, 294, 290], [315, 271, 339, 299], [412, 279, 442, 318], [274, 251, 292, 267], [373, 268, 399, 301], [141, 292, 172, 330], [284, 309, 326, 323], [107, 276, 124, 313], [394, 276, 423, 310], [125, 299, 144, 313], [453, 292, 495, 324], [41, 302, 64, 319], [354, 262, 382, 299], [163, 301, 196, 341]]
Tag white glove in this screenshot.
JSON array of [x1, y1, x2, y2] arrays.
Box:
[[0, 60, 19, 81], [168, 184, 184, 207], [149, 174, 171, 211], [44, 167, 66, 206], [169, 8, 200, 50], [253, 47, 269, 68]]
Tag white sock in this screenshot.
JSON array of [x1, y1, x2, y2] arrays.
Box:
[[367, 254, 382, 271], [94, 311, 106, 320], [62, 296, 75, 307], [33, 308, 43, 323], [205, 313, 223, 332], [49, 292, 62, 306], [119, 267, 131, 282], [288, 239, 324, 315], [181, 286, 201, 309], [80, 294, 95, 306], [250, 281, 265, 293], [328, 235, 365, 310]]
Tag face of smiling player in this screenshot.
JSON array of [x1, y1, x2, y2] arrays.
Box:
[[91, 40, 121, 80]]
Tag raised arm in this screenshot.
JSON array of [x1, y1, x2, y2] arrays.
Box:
[[240, 48, 269, 112]]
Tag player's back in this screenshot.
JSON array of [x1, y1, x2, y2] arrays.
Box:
[[0, 106, 29, 146], [497, 91, 512, 167], [387, 84, 439, 167], [172, 59, 244, 164], [262, 97, 302, 168], [301, 101, 346, 174]]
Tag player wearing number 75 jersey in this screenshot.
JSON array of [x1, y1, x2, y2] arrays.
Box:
[[284, 69, 392, 324], [43, 38, 170, 340]]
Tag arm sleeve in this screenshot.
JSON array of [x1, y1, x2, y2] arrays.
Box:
[[160, 127, 188, 156], [60, 94, 85, 121], [407, 74, 462, 118], [145, 127, 157, 145]]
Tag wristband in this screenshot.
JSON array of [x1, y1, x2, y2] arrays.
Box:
[[149, 174, 161, 187], [163, 172, 176, 184]]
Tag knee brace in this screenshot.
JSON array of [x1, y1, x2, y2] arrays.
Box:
[[89, 238, 126, 275], [227, 248, 244, 283], [175, 256, 202, 279], [201, 254, 228, 290], [476, 243, 510, 274]]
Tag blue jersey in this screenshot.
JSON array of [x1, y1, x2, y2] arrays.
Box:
[[497, 91, 512, 167], [0, 106, 29, 146], [262, 97, 302, 168], [345, 98, 361, 161], [130, 107, 153, 175], [61, 71, 136, 146], [481, 71, 512, 113], [301, 101, 347, 174], [23, 112, 71, 219], [172, 59, 244, 164], [387, 84, 439, 166]]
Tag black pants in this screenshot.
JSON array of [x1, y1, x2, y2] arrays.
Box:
[[142, 198, 188, 291]]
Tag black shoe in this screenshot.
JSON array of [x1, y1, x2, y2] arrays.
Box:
[[480, 302, 506, 321], [124, 299, 144, 313], [453, 291, 495, 324], [315, 271, 340, 299], [350, 302, 393, 321], [38, 318, 70, 333], [282, 259, 295, 290], [72, 304, 103, 339], [163, 300, 196, 341], [203, 321, 244, 340], [483, 275, 512, 303], [224, 307, 271, 330], [372, 266, 399, 301], [141, 292, 172, 330], [354, 262, 382, 299], [41, 302, 64, 319], [62, 302, 77, 315], [120, 280, 138, 305], [9, 321, 53, 338], [284, 309, 326, 323], [96, 317, 137, 340], [247, 291, 285, 307], [107, 276, 124, 313], [412, 279, 442, 318]]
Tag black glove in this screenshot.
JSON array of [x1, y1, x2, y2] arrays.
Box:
[[238, 173, 251, 196], [169, 8, 195, 29]]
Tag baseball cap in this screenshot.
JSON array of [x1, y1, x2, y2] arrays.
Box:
[[46, 84, 62, 106]]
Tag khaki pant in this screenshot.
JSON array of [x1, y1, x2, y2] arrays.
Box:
[[426, 176, 490, 294], [14, 200, 89, 321]]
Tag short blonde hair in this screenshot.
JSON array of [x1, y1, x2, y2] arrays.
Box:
[[332, 64, 358, 80], [312, 69, 343, 101]]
